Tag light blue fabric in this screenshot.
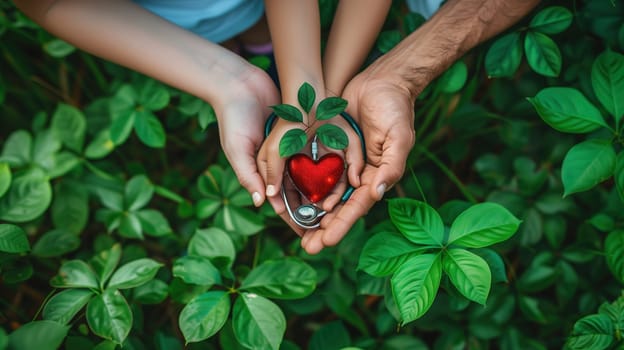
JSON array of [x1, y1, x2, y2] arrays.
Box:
[[133, 0, 264, 43], [406, 0, 444, 18]]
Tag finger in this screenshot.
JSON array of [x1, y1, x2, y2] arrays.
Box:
[[321, 174, 347, 212], [344, 124, 364, 188], [230, 153, 266, 207], [264, 143, 286, 199], [370, 136, 413, 200]]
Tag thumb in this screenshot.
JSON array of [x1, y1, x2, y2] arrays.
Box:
[[370, 145, 410, 201], [227, 146, 266, 207]]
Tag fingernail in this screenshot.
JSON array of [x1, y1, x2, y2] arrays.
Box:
[[266, 185, 277, 197], [252, 192, 262, 206], [376, 183, 387, 199]]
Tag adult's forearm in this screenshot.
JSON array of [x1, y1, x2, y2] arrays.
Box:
[[366, 0, 540, 97], [12, 0, 254, 110]]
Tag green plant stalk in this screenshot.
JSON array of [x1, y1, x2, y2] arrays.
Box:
[[82, 159, 117, 181], [80, 52, 108, 92], [415, 97, 443, 142], [416, 145, 477, 203]]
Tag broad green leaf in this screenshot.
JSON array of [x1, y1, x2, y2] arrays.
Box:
[[233, 293, 286, 350], [442, 249, 491, 305], [439, 60, 467, 93], [109, 113, 136, 145], [0, 169, 51, 223], [8, 320, 69, 350], [52, 181, 88, 234], [516, 263, 558, 293], [90, 244, 122, 288], [43, 38, 75, 57], [46, 151, 80, 179], [592, 50, 624, 124], [85, 129, 115, 159], [32, 229, 80, 257], [298, 82, 315, 113], [473, 248, 508, 284], [562, 139, 616, 196], [117, 212, 143, 239], [279, 128, 307, 158], [93, 340, 117, 350], [0, 223, 30, 253], [524, 31, 561, 77], [447, 202, 521, 248], [518, 296, 547, 323], [605, 230, 624, 284], [31, 130, 62, 170], [137, 79, 170, 110], [136, 209, 172, 236], [388, 198, 444, 246], [528, 87, 607, 133], [529, 6, 573, 34], [134, 112, 166, 148], [0, 162, 10, 197], [173, 256, 222, 286], [616, 152, 624, 202], [179, 291, 230, 343], [376, 30, 401, 53], [566, 314, 614, 350], [132, 279, 169, 304], [188, 227, 236, 269], [43, 289, 94, 325], [240, 258, 316, 299], [51, 103, 86, 152], [271, 104, 303, 122], [107, 258, 163, 289], [1, 130, 31, 166], [216, 205, 265, 236], [391, 253, 442, 324], [198, 103, 217, 130], [358, 231, 425, 277], [86, 289, 133, 345], [124, 174, 154, 211], [309, 320, 350, 350], [50, 260, 99, 289], [316, 97, 348, 120], [403, 12, 426, 34], [316, 124, 348, 150], [485, 32, 523, 78]]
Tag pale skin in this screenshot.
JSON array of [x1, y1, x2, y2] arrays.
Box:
[[257, 0, 392, 234], [12, 0, 279, 208], [299, 0, 542, 254]]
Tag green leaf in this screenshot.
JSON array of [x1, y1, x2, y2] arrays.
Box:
[[605, 230, 624, 284], [136, 209, 172, 236], [524, 31, 561, 77], [562, 139, 616, 196], [110, 113, 136, 146], [358, 231, 425, 277], [86, 289, 133, 345], [117, 212, 143, 239], [528, 87, 607, 134], [107, 258, 163, 289], [316, 124, 349, 151], [309, 320, 351, 350], [391, 253, 442, 324], [447, 202, 521, 248], [0, 162, 11, 197], [43, 289, 94, 325], [591, 50, 624, 124], [50, 260, 99, 289], [529, 6, 573, 34], [132, 279, 169, 304], [179, 291, 230, 343], [233, 293, 286, 350], [438, 60, 468, 93], [173, 256, 222, 286], [0, 169, 51, 223], [270, 104, 303, 122], [316, 97, 348, 120], [240, 258, 317, 299], [566, 314, 614, 350], [298, 82, 315, 113], [442, 248, 491, 305], [616, 152, 624, 202], [51, 103, 86, 152], [0, 224, 30, 253], [134, 112, 166, 148], [124, 174, 154, 211], [90, 244, 122, 288], [198, 103, 217, 130], [43, 38, 75, 57], [279, 128, 307, 158], [216, 205, 265, 236], [376, 30, 402, 53], [188, 227, 236, 270], [485, 32, 523, 78], [32, 229, 80, 257], [137, 79, 170, 110], [85, 129, 116, 159], [1, 130, 32, 167], [388, 198, 445, 246], [52, 181, 88, 234], [8, 320, 69, 350], [32, 130, 62, 170]]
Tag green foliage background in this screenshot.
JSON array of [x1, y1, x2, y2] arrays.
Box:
[[2, 1, 624, 349]]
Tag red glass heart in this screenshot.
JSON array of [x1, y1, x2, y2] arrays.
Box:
[[287, 153, 345, 203]]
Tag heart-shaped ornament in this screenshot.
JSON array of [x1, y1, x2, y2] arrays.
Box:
[[287, 153, 345, 203]]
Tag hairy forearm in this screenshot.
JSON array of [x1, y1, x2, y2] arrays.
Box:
[[365, 0, 540, 97], [12, 0, 256, 111], [322, 0, 391, 96]]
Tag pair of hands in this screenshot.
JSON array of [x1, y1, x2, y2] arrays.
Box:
[[218, 67, 416, 255]]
